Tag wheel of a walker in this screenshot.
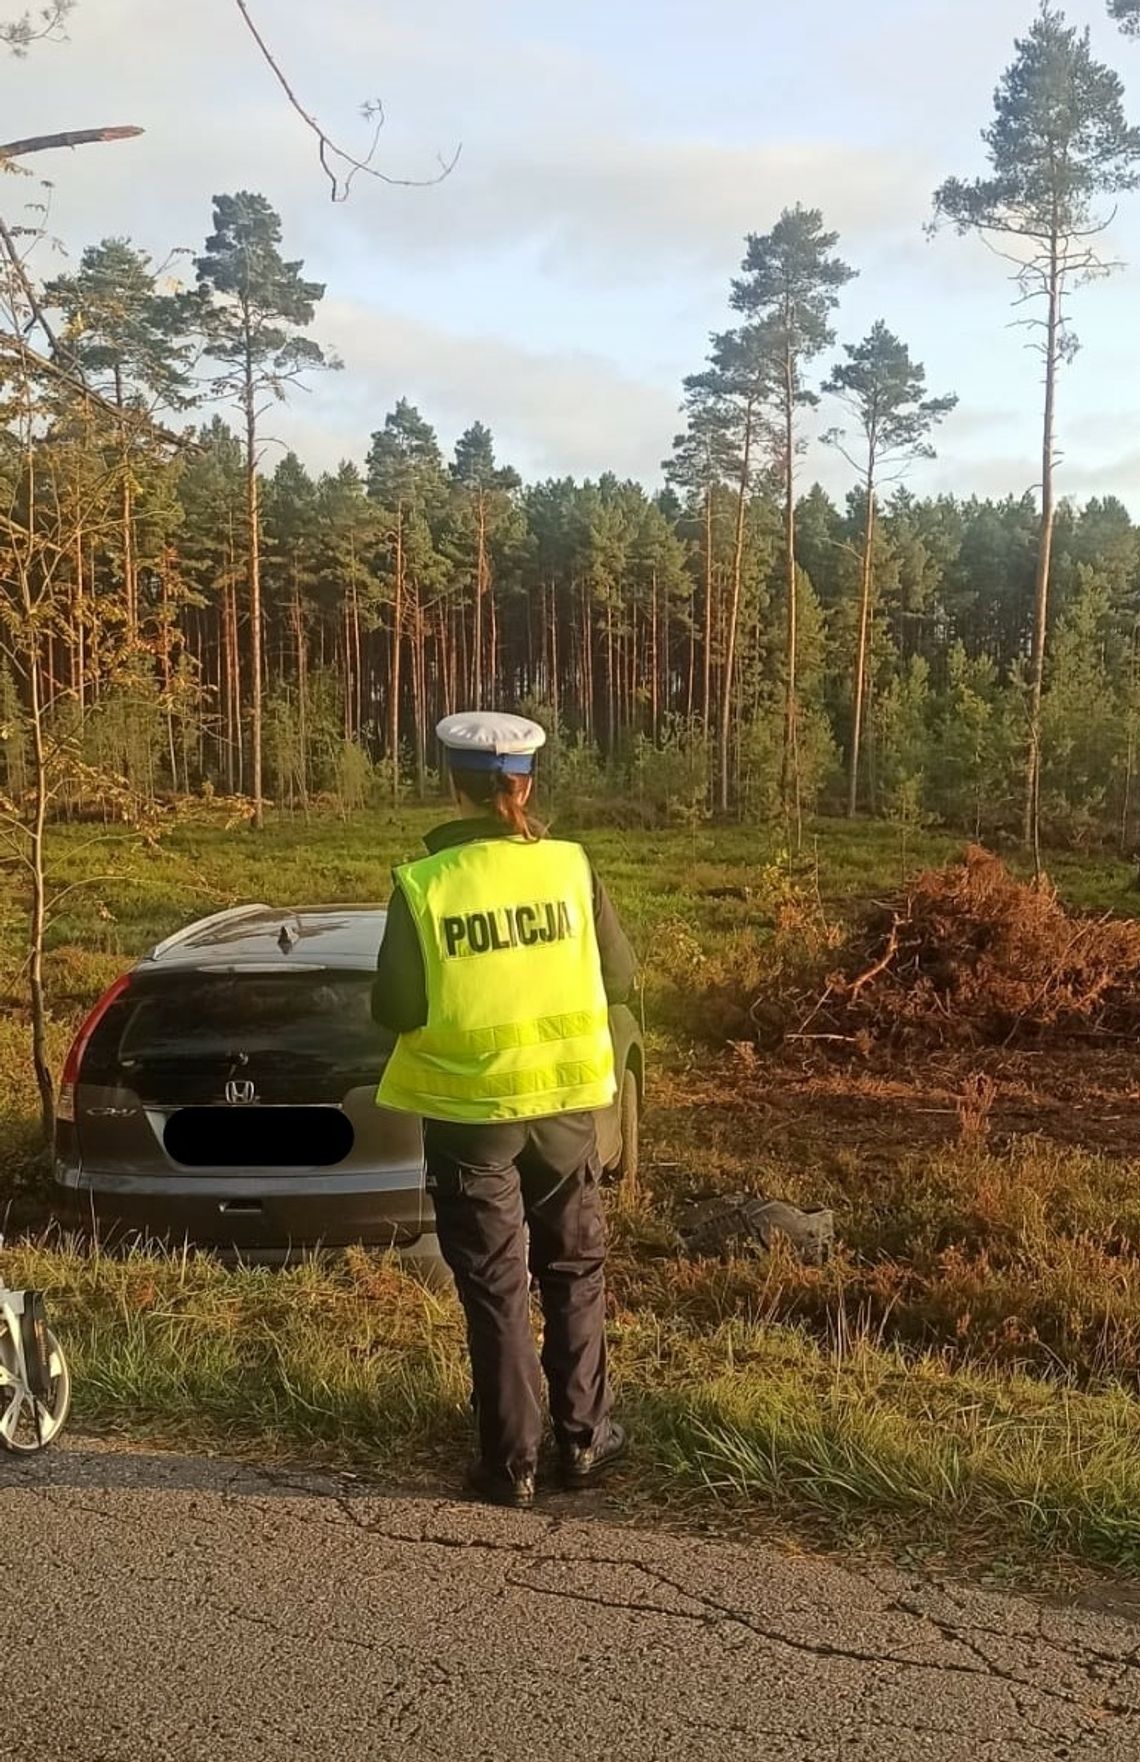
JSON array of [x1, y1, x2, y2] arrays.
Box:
[[0, 1323, 71, 1453]]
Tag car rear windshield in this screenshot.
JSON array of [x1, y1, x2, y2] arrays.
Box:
[[82, 970, 390, 1101]]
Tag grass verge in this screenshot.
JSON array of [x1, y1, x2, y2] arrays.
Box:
[[9, 1239, 1140, 1576], [9, 811, 1140, 1578]]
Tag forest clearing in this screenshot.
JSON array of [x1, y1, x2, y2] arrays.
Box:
[[9, 807, 1140, 1577], [11, 0, 1140, 1598]]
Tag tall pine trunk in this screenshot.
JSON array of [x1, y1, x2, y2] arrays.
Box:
[[73, 524, 86, 712], [389, 506, 404, 803], [242, 356, 264, 827], [848, 465, 876, 818], [226, 576, 241, 795], [1024, 237, 1061, 877], [293, 581, 310, 814], [720, 405, 753, 814], [780, 342, 801, 835], [605, 603, 616, 754], [550, 582, 560, 728], [702, 485, 714, 732], [650, 567, 660, 740], [686, 576, 696, 721], [473, 494, 487, 709], [160, 561, 178, 790], [114, 367, 138, 650], [411, 583, 427, 799]]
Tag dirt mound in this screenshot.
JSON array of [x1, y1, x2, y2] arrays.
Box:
[[781, 846, 1140, 1052]]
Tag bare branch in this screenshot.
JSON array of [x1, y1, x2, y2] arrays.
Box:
[[0, 125, 142, 160], [231, 0, 460, 201]]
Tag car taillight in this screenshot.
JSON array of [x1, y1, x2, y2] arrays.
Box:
[[56, 974, 131, 1125]]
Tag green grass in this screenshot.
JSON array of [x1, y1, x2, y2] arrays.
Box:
[[8, 804, 1140, 1573], [10, 1238, 1140, 1572]]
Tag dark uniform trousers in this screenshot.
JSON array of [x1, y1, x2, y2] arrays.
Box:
[[425, 1110, 612, 1477]]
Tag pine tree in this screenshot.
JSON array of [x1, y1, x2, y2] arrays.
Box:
[[197, 192, 331, 826], [824, 322, 956, 816], [366, 401, 448, 796], [730, 207, 855, 826], [665, 390, 738, 740], [447, 423, 522, 710], [46, 238, 196, 644], [177, 418, 246, 790], [682, 329, 772, 811], [315, 461, 383, 754], [934, 3, 1140, 868]]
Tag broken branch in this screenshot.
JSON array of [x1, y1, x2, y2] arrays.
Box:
[[0, 125, 143, 160]]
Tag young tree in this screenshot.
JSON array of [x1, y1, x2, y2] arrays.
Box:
[[197, 191, 330, 826], [934, 4, 1140, 869], [824, 322, 956, 816], [730, 207, 855, 824]]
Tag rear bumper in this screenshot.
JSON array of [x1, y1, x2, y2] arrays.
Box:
[[53, 1164, 441, 1267]]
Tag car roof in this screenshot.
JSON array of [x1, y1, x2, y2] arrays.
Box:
[[138, 905, 388, 974]]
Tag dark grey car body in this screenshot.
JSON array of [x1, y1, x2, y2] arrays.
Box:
[[52, 905, 643, 1265]]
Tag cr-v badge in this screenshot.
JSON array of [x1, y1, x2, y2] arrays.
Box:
[[225, 1079, 257, 1105]]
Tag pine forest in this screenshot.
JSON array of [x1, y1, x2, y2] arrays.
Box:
[[7, 7, 1140, 861]]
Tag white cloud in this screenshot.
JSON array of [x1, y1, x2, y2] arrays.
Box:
[[264, 300, 679, 482], [328, 135, 932, 287]]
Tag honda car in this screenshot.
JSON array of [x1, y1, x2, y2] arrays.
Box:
[[52, 904, 644, 1266]]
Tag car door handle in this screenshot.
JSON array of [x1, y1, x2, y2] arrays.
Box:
[[218, 1201, 263, 1216]]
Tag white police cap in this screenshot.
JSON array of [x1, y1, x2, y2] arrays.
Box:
[[436, 711, 547, 774]]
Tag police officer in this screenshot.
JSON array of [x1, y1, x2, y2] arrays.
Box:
[[372, 711, 636, 1510]]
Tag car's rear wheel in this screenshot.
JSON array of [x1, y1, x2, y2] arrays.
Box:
[[616, 1068, 640, 1205], [0, 1322, 71, 1453]]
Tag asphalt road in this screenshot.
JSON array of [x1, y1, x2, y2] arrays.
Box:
[[6, 1441, 1140, 1761]]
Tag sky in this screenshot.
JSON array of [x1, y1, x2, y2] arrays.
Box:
[[5, 0, 1140, 508]]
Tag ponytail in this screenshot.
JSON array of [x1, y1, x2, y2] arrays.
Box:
[[451, 767, 545, 841]]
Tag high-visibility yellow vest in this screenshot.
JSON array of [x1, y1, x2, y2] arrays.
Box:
[[377, 837, 616, 1123]]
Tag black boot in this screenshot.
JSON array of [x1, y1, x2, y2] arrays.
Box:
[[560, 1421, 628, 1491], [466, 1462, 537, 1510]]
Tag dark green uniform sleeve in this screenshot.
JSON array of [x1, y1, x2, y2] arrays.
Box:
[[591, 868, 637, 1005], [372, 881, 429, 1033]]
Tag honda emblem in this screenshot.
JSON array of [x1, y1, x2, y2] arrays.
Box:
[[225, 1079, 257, 1106]]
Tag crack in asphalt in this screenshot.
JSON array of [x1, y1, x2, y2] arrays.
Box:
[[9, 1452, 1140, 1746]]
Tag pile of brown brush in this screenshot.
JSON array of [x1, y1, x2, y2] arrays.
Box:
[[775, 846, 1140, 1053]]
